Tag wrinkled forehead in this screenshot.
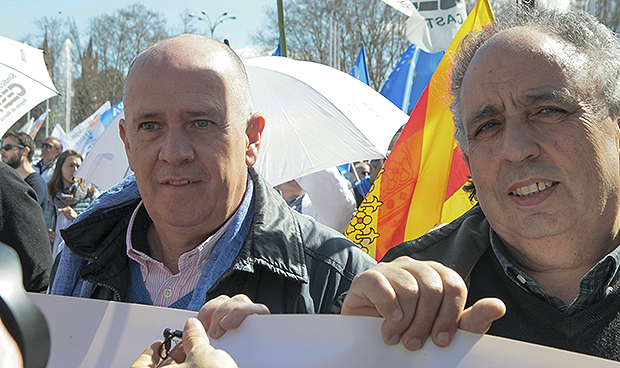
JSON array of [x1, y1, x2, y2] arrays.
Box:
[[460, 28, 594, 111], [468, 27, 588, 81]]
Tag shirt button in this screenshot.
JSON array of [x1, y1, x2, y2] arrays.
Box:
[[162, 288, 173, 298]]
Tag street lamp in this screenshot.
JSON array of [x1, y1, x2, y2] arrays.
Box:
[[189, 11, 236, 39]]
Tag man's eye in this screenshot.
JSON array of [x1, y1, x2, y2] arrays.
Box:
[[537, 107, 567, 115], [475, 121, 500, 136], [140, 122, 158, 130], [195, 120, 212, 128]]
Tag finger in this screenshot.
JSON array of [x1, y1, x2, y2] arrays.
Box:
[[130, 341, 162, 368], [182, 318, 209, 354], [342, 261, 420, 346], [426, 263, 468, 347], [219, 300, 269, 331], [200, 294, 270, 339], [183, 318, 239, 368], [165, 340, 187, 364], [393, 261, 449, 350], [459, 297, 506, 334], [198, 295, 231, 332], [210, 295, 269, 338]]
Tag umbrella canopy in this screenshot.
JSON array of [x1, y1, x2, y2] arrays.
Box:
[[245, 56, 408, 186], [77, 57, 408, 190], [0, 36, 59, 137]]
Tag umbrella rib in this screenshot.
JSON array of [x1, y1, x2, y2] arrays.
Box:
[[0, 62, 60, 95]]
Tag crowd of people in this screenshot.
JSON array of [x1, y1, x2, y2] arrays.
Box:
[[2, 5, 620, 367]]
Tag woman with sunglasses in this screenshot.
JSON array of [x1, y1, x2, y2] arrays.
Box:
[[48, 150, 100, 257]]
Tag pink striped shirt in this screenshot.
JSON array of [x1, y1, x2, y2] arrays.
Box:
[[126, 201, 236, 307]]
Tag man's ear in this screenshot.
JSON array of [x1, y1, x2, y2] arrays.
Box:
[[462, 150, 472, 173], [22, 146, 30, 160], [119, 118, 133, 170], [245, 113, 265, 167], [615, 117, 620, 151]]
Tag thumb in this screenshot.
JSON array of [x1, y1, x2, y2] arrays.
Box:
[[183, 317, 211, 355], [458, 297, 506, 334]]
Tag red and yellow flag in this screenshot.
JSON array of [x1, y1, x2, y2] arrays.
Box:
[[345, 0, 495, 260]]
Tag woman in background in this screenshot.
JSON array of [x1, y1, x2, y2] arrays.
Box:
[[48, 150, 99, 257]]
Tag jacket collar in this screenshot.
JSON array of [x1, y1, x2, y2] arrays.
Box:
[[63, 167, 309, 288], [232, 168, 309, 283]]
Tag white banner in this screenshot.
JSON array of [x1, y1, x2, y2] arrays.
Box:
[[28, 293, 620, 368]]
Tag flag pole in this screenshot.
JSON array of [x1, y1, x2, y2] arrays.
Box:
[[277, 0, 288, 57]]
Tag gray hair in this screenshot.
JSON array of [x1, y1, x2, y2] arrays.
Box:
[[451, 7, 620, 153]]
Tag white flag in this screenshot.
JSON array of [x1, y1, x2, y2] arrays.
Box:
[[405, 0, 468, 53], [66, 101, 110, 157], [74, 111, 132, 191]]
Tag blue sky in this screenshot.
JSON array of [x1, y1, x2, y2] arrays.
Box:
[[0, 0, 276, 49]]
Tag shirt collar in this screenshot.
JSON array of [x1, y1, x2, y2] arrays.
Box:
[[490, 228, 620, 314], [126, 175, 253, 270]]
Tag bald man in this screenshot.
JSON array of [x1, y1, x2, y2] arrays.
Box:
[[50, 35, 375, 318]]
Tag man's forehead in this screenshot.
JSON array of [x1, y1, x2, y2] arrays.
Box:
[[130, 37, 234, 80], [473, 27, 588, 77]]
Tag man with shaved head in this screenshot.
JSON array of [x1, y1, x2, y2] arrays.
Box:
[[336, 7, 620, 362], [50, 35, 374, 321]]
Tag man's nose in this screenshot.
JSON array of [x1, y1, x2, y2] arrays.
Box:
[[158, 127, 195, 165], [499, 118, 541, 163]]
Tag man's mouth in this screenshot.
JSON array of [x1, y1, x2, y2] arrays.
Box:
[[166, 180, 195, 186], [510, 181, 556, 197]]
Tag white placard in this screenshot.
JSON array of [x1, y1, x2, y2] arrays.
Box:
[[28, 293, 620, 368]]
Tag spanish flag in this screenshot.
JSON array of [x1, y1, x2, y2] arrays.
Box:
[[345, 0, 495, 260]]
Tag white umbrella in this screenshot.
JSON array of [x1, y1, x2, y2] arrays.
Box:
[[245, 56, 408, 186], [0, 36, 59, 137], [76, 57, 408, 190]]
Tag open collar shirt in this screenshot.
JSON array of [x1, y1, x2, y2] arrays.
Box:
[[126, 178, 252, 307], [490, 229, 620, 315]]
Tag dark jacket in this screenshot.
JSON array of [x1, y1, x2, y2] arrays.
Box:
[[51, 168, 376, 313], [0, 163, 52, 291], [382, 205, 620, 361]]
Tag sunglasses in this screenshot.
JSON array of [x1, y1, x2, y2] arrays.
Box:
[[41, 143, 54, 149], [1, 143, 25, 151]]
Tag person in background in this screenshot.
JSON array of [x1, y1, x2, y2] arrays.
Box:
[[1, 132, 55, 232], [352, 161, 372, 206], [368, 158, 385, 185], [276, 167, 357, 233], [48, 150, 99, 257], [0, 162, 52, 292], [33, 137, 62, 183]]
